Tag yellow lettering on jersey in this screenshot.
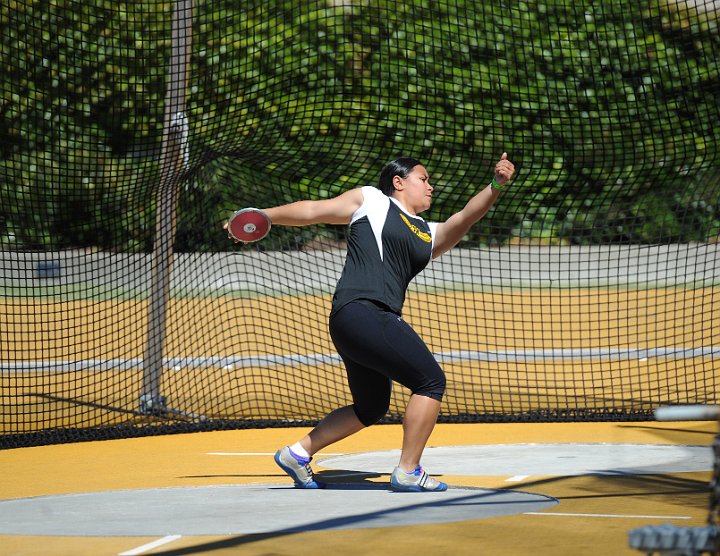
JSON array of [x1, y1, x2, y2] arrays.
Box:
[[400, 213, 432, 243]]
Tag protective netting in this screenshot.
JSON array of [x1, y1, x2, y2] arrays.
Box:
[[1, 0, 719, 447]]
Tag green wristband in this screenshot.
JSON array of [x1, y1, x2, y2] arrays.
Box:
[[491, 177, 506, 191]]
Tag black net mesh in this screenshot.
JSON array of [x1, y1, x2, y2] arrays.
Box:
[[1, 0, 719, 447]]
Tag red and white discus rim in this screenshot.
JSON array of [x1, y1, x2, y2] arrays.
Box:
[[227, 208, 271, 243]]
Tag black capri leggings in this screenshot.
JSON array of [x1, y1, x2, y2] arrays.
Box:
[[329, 299, 446, 427]]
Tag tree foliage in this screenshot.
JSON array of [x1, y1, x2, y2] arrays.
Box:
[[1, 0, 718, 251]]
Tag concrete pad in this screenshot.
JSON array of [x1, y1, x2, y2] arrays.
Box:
[[318, 444, 713, 476], [1, 443, 705, 538], [0, 484, 557, 537]]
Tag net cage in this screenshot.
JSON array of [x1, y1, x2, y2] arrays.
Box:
[[1, 0, 719, 447]]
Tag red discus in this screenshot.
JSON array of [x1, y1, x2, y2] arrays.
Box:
[[227, 208, 272, 243]]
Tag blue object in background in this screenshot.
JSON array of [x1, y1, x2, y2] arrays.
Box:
[[35, 260, 61, 279]]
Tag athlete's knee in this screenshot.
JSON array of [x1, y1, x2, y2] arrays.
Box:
[[414, 369, 446, 402], [352, 400, 390, 427]]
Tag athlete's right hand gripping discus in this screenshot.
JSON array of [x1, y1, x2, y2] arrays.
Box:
[[226, 208, 271, 243]]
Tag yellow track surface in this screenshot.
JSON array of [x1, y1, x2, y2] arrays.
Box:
[[0, 420, 715, 556]]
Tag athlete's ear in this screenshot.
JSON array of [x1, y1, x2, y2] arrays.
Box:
[[392, 174, 404, 191]]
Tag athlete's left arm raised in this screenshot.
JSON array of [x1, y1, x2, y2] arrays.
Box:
[[431, 153, 515, 259]]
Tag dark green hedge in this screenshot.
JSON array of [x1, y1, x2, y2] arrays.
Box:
[[1, 0, 718, 251]]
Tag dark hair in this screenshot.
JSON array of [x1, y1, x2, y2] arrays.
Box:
[[378, 157, 423, 196]]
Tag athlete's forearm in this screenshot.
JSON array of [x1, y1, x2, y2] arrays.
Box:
[[431, 182, 502, 258], [445, 183, 501, 237], [458, 183, 502, 225], [263, 201, 319, 226], [262, 188, 363, 227]]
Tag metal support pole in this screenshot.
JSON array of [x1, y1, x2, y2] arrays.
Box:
[[140, 0, 193, 415]]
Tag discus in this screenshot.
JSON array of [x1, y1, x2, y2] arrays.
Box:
[[226, 208, 271, 243]]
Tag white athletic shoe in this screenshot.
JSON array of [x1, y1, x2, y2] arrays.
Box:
[[274, 446, 326, 489], [390, 465, 448, 492]]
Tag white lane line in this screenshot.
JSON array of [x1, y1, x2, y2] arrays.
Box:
[[207, 452, 343, 456], [505, 475, 530, 482], [119, 535, 182, 555], [322, 471, 377, 478], [525, 512, 692, 519], [208, 452, 276, 456]]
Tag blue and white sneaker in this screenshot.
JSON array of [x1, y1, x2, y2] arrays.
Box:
[[390, 465, 448, 492], [274, 446, 326, 489]]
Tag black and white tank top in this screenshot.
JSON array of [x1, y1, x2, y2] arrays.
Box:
[[331, 186, 438, 316]]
